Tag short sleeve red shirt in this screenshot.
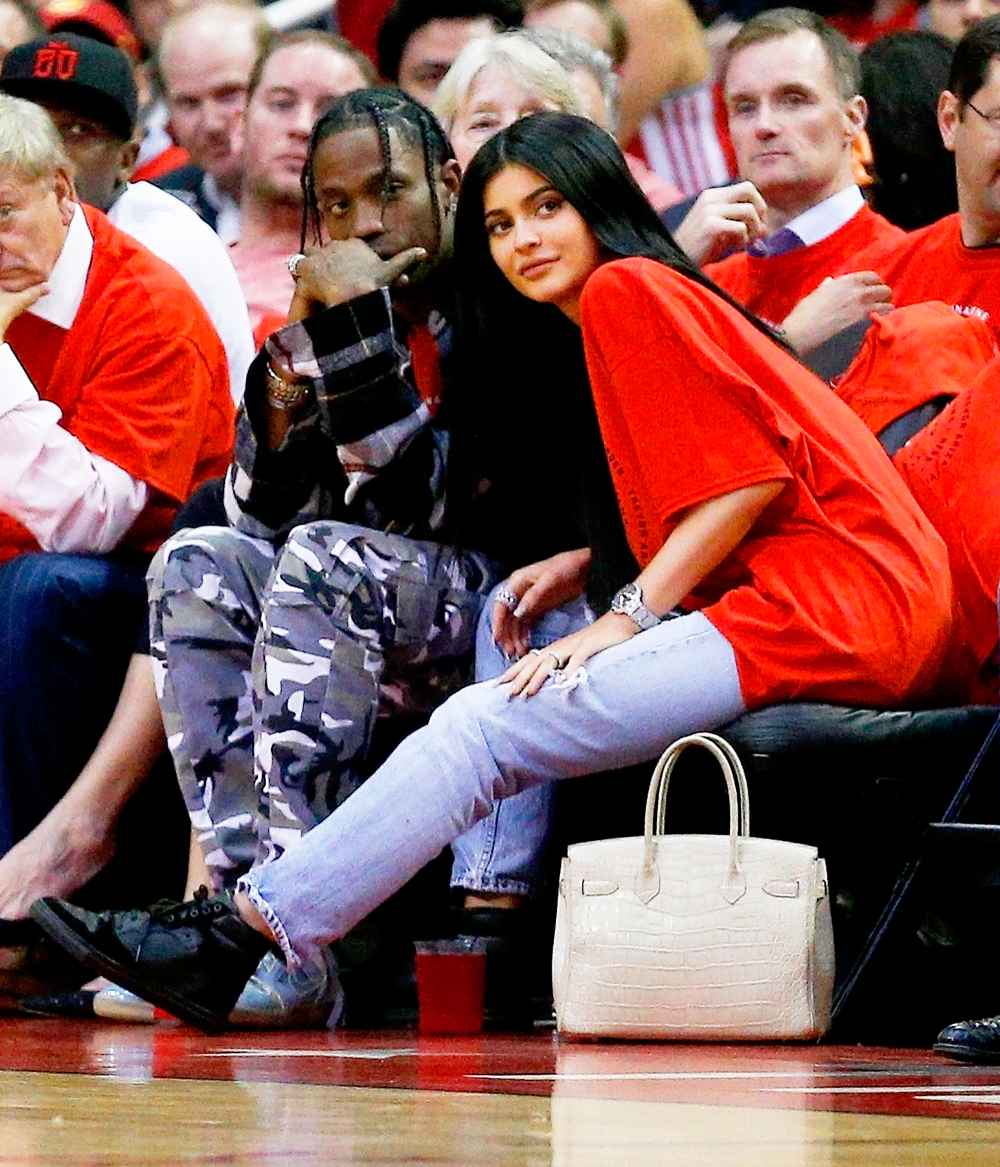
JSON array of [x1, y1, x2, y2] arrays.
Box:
[[855, 213, 1000, 333], [894, 358, 1000, 702], [580, 258, 953, 708], [704, 205, 904, 328]]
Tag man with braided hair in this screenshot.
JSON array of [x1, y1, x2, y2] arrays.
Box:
[[142, 88, 576, 1027]]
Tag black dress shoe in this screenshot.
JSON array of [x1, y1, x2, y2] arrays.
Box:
[[934, 1015, 1000, 1062], [30, 888, 272, 1033]]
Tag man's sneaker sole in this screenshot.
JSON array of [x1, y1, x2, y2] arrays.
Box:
[[30, 899, 229, 1033]]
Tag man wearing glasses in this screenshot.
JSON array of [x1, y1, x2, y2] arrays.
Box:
[[854, 15, 1000, 333]]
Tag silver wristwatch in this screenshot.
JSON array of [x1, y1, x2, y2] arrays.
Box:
[[609, 582, 662, 631]]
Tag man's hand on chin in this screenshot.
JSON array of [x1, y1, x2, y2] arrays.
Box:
[[288, 239, 428, 321], [0, 281, 48, 342]]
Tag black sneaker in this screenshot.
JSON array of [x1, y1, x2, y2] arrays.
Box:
[[934, 1015, 1000, 1063], [30, 888, 272, 1033]]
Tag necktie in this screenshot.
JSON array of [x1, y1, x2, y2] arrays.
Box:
[[748, 226, 805, 258]]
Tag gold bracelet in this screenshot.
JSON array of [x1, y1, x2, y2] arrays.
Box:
[[265, 362, 310, 411]]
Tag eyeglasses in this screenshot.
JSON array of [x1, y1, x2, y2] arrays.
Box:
[[966, 100, 1000, 130]]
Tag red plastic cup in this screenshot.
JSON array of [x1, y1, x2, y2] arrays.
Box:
[[414, 940, 487, 1035]]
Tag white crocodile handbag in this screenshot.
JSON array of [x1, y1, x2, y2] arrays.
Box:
[[552, 732, 835, 1041]]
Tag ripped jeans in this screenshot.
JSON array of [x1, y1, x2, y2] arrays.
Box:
[[238, 604, 746, 967], [449, 586, 595, 897]]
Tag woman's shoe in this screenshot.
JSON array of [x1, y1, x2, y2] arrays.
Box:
[[230, 948, 343, 1029]]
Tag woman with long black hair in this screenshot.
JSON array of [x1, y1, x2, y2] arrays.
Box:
[[31, 114, 957, 1030]]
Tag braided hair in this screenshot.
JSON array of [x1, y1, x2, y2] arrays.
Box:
[[300, 87, 454, 252]]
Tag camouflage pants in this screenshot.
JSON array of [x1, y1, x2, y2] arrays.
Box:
[[148, 522, 498, 887]]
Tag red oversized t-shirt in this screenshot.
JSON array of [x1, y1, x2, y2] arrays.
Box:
[[894, 359, 1000, 703], [856, 213, 1000, 333], [580, 258, 953, 708], [2, 205, 234, 562], [704, 205, 904, 328]]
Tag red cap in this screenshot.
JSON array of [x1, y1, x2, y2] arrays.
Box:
[[38, 0, 142, 62]]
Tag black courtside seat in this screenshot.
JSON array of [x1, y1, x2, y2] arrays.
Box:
[[717, 703, 1000, 1041]]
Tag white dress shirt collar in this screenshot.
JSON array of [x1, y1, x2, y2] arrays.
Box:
[[27, 203, 93, 330], [202, 174, 241, 245], [781, 185, 864, 248]]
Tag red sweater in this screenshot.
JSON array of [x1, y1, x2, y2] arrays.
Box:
[[705, 204, 904, 327], [3, 205, 234, 562], [856, 213, 1000, 334]]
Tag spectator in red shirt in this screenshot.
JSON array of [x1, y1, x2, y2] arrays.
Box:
[[854, 15, 1000, 333], [703, 8, 902, 354], [0, 33, 254, 401], [0, 93, 232, 906]]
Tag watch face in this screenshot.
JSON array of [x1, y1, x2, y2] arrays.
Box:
[[613, 584, 639, 614]]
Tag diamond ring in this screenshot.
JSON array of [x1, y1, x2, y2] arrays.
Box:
[[495, 585, 519, 611]]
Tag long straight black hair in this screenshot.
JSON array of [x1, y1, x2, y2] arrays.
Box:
[[447, 113, 789, 604]]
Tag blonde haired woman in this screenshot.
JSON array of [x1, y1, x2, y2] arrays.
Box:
[[433, 28, 680, 210], [433, 30, 582, 169]]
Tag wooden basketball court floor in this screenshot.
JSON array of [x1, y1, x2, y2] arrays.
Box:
[[2, 1018, 1000, 1165]]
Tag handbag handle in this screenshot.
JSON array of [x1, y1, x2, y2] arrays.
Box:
[[653, 732, 750, 837], [638, 733, 751, 904]]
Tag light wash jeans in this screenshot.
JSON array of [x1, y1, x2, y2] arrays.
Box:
[[449, 587, 595, 895], [239, 606, 747, 967]]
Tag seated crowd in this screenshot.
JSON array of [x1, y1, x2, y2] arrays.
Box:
[[1, 0, 1000, 1064]]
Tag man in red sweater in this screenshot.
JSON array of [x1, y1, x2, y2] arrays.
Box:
[[854, 15, 1000, 333], [0, 90, 232, 881], [703, 8, 902, 353]]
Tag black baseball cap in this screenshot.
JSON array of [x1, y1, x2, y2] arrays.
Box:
[[0, 33, 138, 141]]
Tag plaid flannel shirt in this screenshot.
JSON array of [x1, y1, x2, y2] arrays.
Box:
[[225, 288, 448, 543]]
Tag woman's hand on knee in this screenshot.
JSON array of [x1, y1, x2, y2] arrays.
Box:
[[495, 611, 637, 698], [492, 548, 591, 658]]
